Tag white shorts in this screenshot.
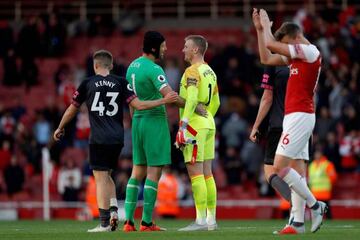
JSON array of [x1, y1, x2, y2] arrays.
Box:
[[275, 112, 315, 160]]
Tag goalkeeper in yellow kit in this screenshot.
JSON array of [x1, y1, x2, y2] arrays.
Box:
[[176, 35, 220, 231]]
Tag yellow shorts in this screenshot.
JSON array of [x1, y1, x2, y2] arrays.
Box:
[[183, 128, 215, 163]]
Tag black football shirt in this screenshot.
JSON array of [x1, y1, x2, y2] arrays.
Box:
[[261, 66, 289, 129], [72, 74, 136, 144]]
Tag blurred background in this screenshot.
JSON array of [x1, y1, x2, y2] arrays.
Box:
[[0, 0, 359, 221]]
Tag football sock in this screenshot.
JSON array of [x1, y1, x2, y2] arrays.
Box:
[[124, 178, 139, 222], [110, 198, 118, 213], [291, 185, 305, 224], [281, 168, 317, 207], [142, 179, 158, 224], [191, 175, 207, 225], [269, 174, 291, 202], [205, 175, 217, 225], [311, 201, 319, 210], [99, 208, 110, 227]]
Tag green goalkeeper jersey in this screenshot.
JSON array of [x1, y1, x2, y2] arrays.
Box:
[[179, 62, 220, 130], [126, 56, 169, 117]]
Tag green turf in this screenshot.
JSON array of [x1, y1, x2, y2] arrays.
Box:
[[0, 219, 359, 240]]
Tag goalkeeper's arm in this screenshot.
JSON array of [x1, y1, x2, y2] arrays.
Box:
[[208, 90, 220, 117], [182, 85, 198, 122], [176, 85, 198, 148]]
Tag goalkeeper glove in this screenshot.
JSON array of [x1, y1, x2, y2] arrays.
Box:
[[175, 119, 188, 149]]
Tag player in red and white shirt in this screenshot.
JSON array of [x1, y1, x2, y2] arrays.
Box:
[[256, 8, 327, 234]]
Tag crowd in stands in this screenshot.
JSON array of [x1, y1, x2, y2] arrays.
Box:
[[0, 1, 359, 203]]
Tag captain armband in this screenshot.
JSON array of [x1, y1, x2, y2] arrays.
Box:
[[186, 77, 198, 87]]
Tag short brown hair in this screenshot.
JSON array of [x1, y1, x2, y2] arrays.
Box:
[[93, 50, 113, 70], [185, 35, 208, 55], [274, 22, 302, 41]]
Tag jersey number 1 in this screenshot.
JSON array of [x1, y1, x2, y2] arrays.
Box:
[[91, 92, 119, 116], [206, 84, 212, 106]]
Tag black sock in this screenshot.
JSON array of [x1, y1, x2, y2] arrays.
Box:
[[141, 220, 152, 227], [99, 208, 110, 227], [124, 220, 134, 226], [269, 174, 291, 202], [109, 206, 118, 213], [311, 201, 319, 210], [292, 221, 304, 227]]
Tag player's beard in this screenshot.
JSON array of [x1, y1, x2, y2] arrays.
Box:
[[185, 54, 192, 63]]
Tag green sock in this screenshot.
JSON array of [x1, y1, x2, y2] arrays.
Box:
[[205, 175, 217, 224], [191, 175, 207, 224], [142, 179, 158, 224], [124, 178, 139, 222]]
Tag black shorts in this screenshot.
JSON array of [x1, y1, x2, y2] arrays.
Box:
[[264, 128, 313, 165], [89, 144, 123, 171], [264, 128, 282, 165]]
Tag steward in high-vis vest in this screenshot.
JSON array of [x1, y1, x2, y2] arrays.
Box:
[[156, 167, 180, 218], [308, 152, 337, 219]]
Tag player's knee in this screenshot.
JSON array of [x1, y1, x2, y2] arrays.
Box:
[[131, 165, 147, 180], [186, 162, 203, 177], [203, 160, 213, 176], [146, 166, 163, 182], [93, 170, 108, 183], [264, 165, 275, 182], [290, 160, 306, 176], [272, 165, 285, 175]]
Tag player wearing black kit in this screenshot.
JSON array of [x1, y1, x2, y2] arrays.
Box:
[[53, 50, 177, 232], [250, 66, 288, 173]]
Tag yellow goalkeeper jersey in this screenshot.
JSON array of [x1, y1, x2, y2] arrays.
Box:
[[179, 62, 220, 130]]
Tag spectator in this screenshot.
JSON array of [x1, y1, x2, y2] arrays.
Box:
[[74, 105, 90, 149], [2, 49, 21, 86], [308, 149, 337, 219], [0, 171, 6, 194], [156, 167, 180, 218], [57, 158, 81, 201], [240, 129, 263, 181], [223, 147, 242, 185], [323, 132, 341, 171], [45, 14, 67, 57], [112, 53, 127, 77], [164, 57, 181, 91], [0, 111, 16, 142], [0, 140, 11, 172], [339, 130, 359, 171], [11, 97, 26, 121], [4, 156, 25, 195], [0, 20, 14, 57], [222, 111, 248, 148], [17, 15, 40, 59], [20, 57, 38, 89], [33, 112, 51, 147], [315, 107, 334, 141], [114, 171, 128, 201], [121, 112, 132, 158]]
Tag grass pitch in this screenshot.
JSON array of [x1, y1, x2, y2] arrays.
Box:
[[0, 219, 359, 240]]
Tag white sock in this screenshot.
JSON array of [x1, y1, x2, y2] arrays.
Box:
[[206, 209, 216, 225], [288, 208, 294, 225], [110, 198, 118, 208], [291, 185, 306, 223], [196, 212, 206, 225], [282, 168, 316, 208]]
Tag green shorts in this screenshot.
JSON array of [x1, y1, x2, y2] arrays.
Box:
[[132, 116, 171, 166], [183, 128, 215, 163]]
